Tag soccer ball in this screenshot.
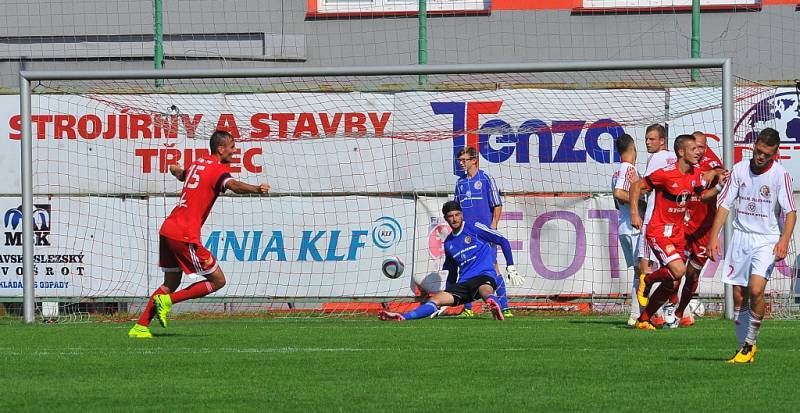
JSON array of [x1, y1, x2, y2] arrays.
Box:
[[381, 256, 405, 279], [663, 304, 679, 329], [688, 299, 705, 317]]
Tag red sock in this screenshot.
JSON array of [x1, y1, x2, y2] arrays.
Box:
[[642, 282, 674, 321], [137, 285, 169, 327], [644, 267, 674, 285], [675, 277, 697, 318], [170, 281, 215, 304]]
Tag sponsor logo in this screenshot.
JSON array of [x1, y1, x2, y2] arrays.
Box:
[[735, 90, 800, 163], [372, 216, 402, 250], [205, 215, 404, 262], [431, 101, 626, 175], [677, 190, 691, 207], [427, 217, 451, 259], [4, 204, 51, 246]]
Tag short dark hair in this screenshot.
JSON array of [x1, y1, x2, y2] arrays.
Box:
[[756, 128, 781, 147], [645, 123, 667, 140], [210, 130, 233, 154], [615, 133, 635, 154], [673, 134, 695, 154], [442, 201, 462, 216], [457, 147, 478, 159]]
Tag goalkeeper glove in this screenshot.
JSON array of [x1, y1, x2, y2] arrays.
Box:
[[506, 265, 525, 286]]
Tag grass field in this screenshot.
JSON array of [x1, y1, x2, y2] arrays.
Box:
[[3, 315, 800, 412]]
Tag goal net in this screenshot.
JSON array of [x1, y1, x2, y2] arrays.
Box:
[[8, 62, 797, 321]]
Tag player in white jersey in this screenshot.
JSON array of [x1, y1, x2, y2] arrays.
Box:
[[636, 124, 677, 326], [708, 128, 796, 363], [611, 134, 642, 326]]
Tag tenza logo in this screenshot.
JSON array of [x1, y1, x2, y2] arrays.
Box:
[[431, 101, 626, 175], [3, 204, 51, 246]]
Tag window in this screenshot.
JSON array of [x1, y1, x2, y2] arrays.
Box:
[[307, 0, 491, 18], [576, 0, 761, 13]]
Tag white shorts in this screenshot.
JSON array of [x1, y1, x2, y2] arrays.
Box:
[[720, 231, 778, 287], [636, 224, 659, 267], [619, 233, 640, 268]]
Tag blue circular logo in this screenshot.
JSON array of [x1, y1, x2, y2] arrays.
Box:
[[372, 216, 402, 250]]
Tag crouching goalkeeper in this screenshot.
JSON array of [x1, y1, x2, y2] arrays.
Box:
[[379, 201, 525, 321]]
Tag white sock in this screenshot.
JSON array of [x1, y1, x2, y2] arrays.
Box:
[[745, 310, 763, 346], [630, 278, 640, 318]]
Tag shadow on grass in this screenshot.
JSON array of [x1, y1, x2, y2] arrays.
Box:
[[670, 355, 729, 362], [150, 333, 210, 338], [567, 319, 628, 327]]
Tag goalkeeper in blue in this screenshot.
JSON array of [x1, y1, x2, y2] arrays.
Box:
[[378, 201, 525, 322]]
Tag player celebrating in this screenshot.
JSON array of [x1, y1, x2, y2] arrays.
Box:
[[451, 147, 510, 317], [637, 124, 677, 327], [610, 134, 643, 326], [707, 128, 796, 363], [630, 134, 719, 330], [378, 201, 524, 322], [674, 131, 727, 327], [638, 124, 676, 274], [128, 130, 270, 338]]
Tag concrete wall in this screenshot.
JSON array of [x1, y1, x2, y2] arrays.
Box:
[[0, 1, 798, 89]]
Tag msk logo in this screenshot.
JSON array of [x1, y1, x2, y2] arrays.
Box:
[[430, 101, 626, 175], [204, 216, 404, 262], [735, 89, 800, 162], [3, 204, 51, 246]]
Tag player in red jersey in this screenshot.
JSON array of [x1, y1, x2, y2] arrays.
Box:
[[629, 134, 722, 330], [675, 131, 728, 326], [128, 130, 270, 338]]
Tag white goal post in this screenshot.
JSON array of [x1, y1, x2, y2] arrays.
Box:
[[17, 59, 736, 324]]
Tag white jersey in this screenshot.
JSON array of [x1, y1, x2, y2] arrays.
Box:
[[642, 150, 677, 225], [718, 160, 796, 236], [612, 161, 640, 235]]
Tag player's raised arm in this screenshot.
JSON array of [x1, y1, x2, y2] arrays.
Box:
[[226, 180, 270, 195], [169, 164, 186, 182], [699, 169, 729, 202]]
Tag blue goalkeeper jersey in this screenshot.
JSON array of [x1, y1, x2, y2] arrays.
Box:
[[442, 221, 514, 284], [454, 169, 502, 227]]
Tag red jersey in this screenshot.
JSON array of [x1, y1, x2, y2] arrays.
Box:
[[685, 150, 722, 234], [642, 163, 704, 240], [160, 156, 233, 244]]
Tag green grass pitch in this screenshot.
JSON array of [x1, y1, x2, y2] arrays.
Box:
[[2, 316, 800, 412]]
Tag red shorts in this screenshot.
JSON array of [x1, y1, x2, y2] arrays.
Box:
[[686, 229, 710, 268], [159, 235, 218, 277], [646, 233, 686, 267]]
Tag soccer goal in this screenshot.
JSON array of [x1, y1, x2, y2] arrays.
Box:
[[11, 59, 794, 323]]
